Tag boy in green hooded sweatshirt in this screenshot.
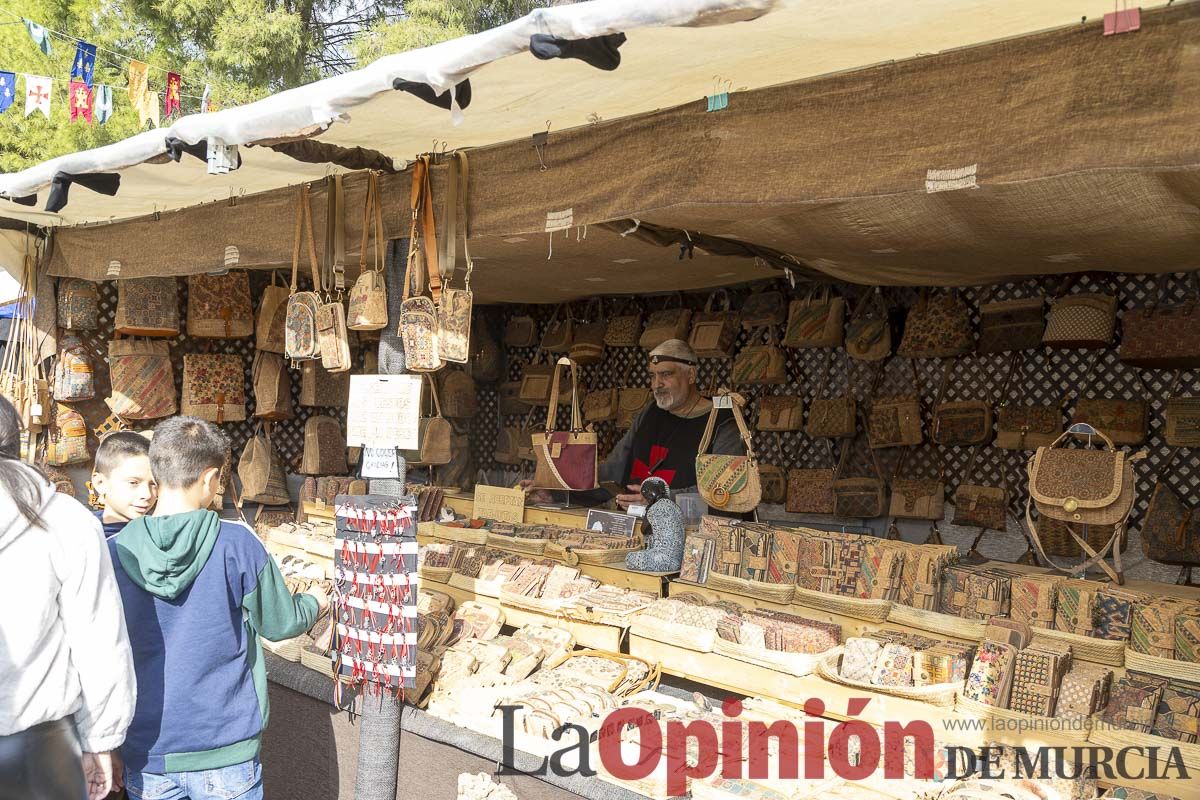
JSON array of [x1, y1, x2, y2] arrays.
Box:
[[108, 416, 328, 800]]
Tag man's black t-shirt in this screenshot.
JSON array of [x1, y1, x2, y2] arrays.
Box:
[[619, 403, 732, 491]]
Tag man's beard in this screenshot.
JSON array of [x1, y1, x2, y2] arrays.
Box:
[[654, 391, 678, 410]]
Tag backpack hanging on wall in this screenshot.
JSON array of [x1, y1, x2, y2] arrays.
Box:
[[256, 273, 290, 353], [53, 335, 94, 402], [116, 277, 180, 337], [57, 279, 99, 331], [187, 271, 253, 338]]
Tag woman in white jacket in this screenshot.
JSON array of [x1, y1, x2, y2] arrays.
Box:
[[0, 396, 136, 800]]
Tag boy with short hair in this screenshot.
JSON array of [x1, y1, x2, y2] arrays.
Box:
[[91, 431, 156, 539], [109, 417, 327, 800]]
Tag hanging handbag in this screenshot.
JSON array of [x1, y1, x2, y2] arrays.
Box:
[[302, 415, 348, 476], [952, 447, 1007, 531], [931, 359, 992, 446], [519, 359, 555, 407], [569, 298, 607, 366], [688, 289, 740, 359], [181, 353, 246, 423], [348, 171, 389, 331], [1120, 273, 1200, 368], [783, 284, 844, 349], [187, 271, 253, 338], [57, 278, 99, 331], [317, 300, 352, 373], [867, 359, 922, 449], [438, 368, 478, 419], [418, 376, 453, 466], [436, 154, 473, 362], [238, 424, 291, 505], [300, 360, 350, 408], [531, 358, 598, 491], [639, 293, 693, 351], [694, 391, 760, 512], [540, 303, 574, 353], [254, 273, 290, 352], [1139, 448, 1200, 566], [731, 326, 786, 385], [1043, 291, 1118, 349], [467, 312, 502, 384], [495, 424, 523, 466], [499, 379, 528, 416], [740, 285, 786, 330], [889, 453, 945, 521], [995, 353, 1062, 450], [53, 335, 94, 402], [805, 351, 857, 439], [285, 184, 323, 361], [115, 277, 179, 337], [786, 440, 837, 514], [759, 465, 787, 505], [845, 289, 891, 361], [897, 290, 973, 358], [978, 286, 1044, 354], [832, 438, 887, 518], [755, 393, 803, 432], [400, 157, 443, 372], [504, 308, 538, 348], [605, 298, 643, 347], [1070, 356, 1149, 446], [617, 386, 652, 430], [252, 351, 293, 421], [314, 176, 352, 373], [583, 385, 618, 423], [46, 404, 89, 466], [1164, 372, 1200, 447], [1026, 424, 1140, 583], [106, 339, 176, 420]]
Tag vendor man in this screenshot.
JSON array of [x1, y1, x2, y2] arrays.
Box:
[[524, 339, 745, 510]]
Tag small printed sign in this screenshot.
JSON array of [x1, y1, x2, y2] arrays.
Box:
[[586, 509, 638, 537]]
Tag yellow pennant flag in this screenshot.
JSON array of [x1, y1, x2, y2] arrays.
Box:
[[128, 60, 148, 106], [137, 90, 160, 129]]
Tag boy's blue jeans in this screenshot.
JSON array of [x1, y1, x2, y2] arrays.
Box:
[[126, 758, 262, 800]]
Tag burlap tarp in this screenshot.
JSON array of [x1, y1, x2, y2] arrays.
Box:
[[48, 3, 1200, 293]]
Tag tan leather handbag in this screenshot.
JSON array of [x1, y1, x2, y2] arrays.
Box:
[[238, 424, 291, 505], [688, 289, 740, 359], [731, 327, 786, 386], [695, 391, 760, 512], [252, 351, 293, 421], [302, 415, 348, 476], [783, 285, 844, 349], [755, 394, 803, 432], [639, 293, 692, 351], [255, 273, 290, 352], [402, 375, 453, 466], [347, 171, 388, 331], [532, 358, 598, 491]]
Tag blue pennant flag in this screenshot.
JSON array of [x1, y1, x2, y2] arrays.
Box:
[[0, 72, 14, 114], [22, 20, 53, 56], [72, 41, 96, 88]]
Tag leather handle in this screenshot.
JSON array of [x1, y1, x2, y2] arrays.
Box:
[[546, 356, 583, 432], [699, 390, 755, 461]]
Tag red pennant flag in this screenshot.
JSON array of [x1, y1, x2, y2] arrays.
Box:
[[164, 72, 181, 117], [69, 80, 93, 123]]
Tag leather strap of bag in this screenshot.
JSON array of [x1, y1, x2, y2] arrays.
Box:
[[321, 175, 343, 296], [409, 156, 441, 302], [441, 154, 459, 280], [814, 350, 834, 400], [424, 373, 444, 419], [997, 352, 1022, 409], [290, 184, 321, 294], [359, 172, 385, 277], [698, 389, 755, 461], [546, 357, 583, 432]]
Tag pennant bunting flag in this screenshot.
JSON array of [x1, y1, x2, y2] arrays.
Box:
[[164, 72, 181, 117], [71, 42, 96, 88], [0, 72, 15, 114], [24, 75, 52, 118], [94, 84, 113, 124], [69, 80, 93, 123], [128, 60, 148, 106], [201, 83, 211, 113], [138, 90, 160, 129], [22, 20, 53, 56]]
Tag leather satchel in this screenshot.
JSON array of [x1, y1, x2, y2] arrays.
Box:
[[1165, 397, 1200, 447], [786, 468, 835, 514], [1028, 428, 1136, 527], [531, 358, 598, 491], [1043, 292, 1118, 349], [347, 171, 388, 331], [688, 289, 740, 358], [301, 415, 347, 475], [1072, 397, 1148, 446], [1140, 477, 1200, 566], [978, 296, 1044, 354], [187, 271, 253, 338], [756, 394, 803, 432], [759, 465, 787, 505], [783, 285, 844, 349], [1120, 273, 1200, 368], [806, 352, 856, 438], [897, 290, 973, 358], [740, 286, 786, 330], [116, 277, 180, 337], [181, 354, 246, 423], [569, 298, 607, 366], [106, 339, 176, 420], [540, 304, 574, 353], [604, 298, 643, 347], [57, 278, 99, 331], [583, 387, 618, 423], [890, 478, 945, 521], [997, 404, 1061, 450], [238, 424, 291, 505], [639, 294, 692, 351], [845, 290, 891, 361], [504, 311, 538, 348], [732, 327, 786, 385], [695, 392, 761, 512], [252, 351, 292, 421]]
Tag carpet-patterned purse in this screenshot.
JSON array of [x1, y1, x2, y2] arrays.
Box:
[[399, 172, 443, 372], [106, 339, 176, 420], [1120, 273, 1200, 369], [604, 298, 643, 348], [1072, 397, 1149, 447], [300, 360, 349, 408], [182, 353, 246, 423], [57, 278, 99, 330], [868, 358, 922, 448], [890, 477, 946, 521], [783, 285, 844, 349], [932, 359, 991, 446], [996, 404, 1062, 450], [897, 290, 973, 358], [187, 271, 253, 338], [116, 277, 180, 337], [786, 466, 835, 514]]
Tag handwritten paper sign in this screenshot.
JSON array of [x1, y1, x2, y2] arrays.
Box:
[[346, 375, 422, 449], [473, 485, 526, 524], [360, 447, 401, 479]]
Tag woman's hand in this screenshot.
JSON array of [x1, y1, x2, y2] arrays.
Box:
[[516, 479, 553, 505]]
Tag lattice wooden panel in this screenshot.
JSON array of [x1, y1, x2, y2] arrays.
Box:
[[74, 272, 349, 471], [475, 272, 1200, 546]]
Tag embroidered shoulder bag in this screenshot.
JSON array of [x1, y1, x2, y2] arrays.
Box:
[[532, 358, 598, 491], [187, 271, 253, 338], [115, 277, 180, 338], [783, 284, 844, 349], [695, 391, 760, 512], [805, 351, 856, 439], [897, 289, 973, 358], [437, 153, 473, 363], [932, 357, 992, 447], [639, 293, 692, 351], [400, 156, 443, 372], [57, 278, 99, 331], [348, 171, 388, 331], [285, 184, 323, 361], [182, 353, 246, 423], [1120, 272, 1200, 368], [731, 326, 786, 385], [315, 176, 352, 373]]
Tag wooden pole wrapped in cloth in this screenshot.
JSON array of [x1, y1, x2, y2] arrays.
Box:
[[531, 357, 598, 491], [695, 390, 760, 513]]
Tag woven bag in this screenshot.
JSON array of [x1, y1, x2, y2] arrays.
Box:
[[302, 415, 347, 475], [181, 353, 246, 423], [688, 289, 740, 359], [978, 295, 1044, 354], [845, 290, 892, 361], [695, 391, 760, 512], [639, 293, 692, 351], [300, 361, 349, 408], [605, 298, 643, 347], [187, 271, 253, 338], [731, 327, 786, 385], [238, 424, 291, 505], [740, 286, 786, 329], [439, 369, 478, 419], [46, 404, 90, 466], [1120, 273, 1200, 368], [53, 335, 94, 402], [1166, 396, 1200, 448], [569, 298, 607, 366], [1043, 292, 1117, 349], [106, 339, 176, 420], [783, 285, 844, 349], [252, 351, 293, 421], [897, 290, 973, 358], [114, 277, 180, 338], [347, 171, 389, 331], [57, 279, 99, 331], [254, 273, 290, 353]]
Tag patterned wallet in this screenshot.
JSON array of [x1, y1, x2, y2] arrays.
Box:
[[1132, 599, 1195, 658], [1009, 573, 1063, 631], [841, 637, 883, 683], [1177, 611, 1200, 663], [862, 541, 906, 601], [897, 543, 956, 611], [764, 528, 800, 585], [711, 523, 744, 578], [679, 531, 715, 584], [830, 537, 868, 597], [1058, 665, 1113, 720], [795, 534, 837, 593], [1149, 679, 1200, 743], [914, 643, 973, 686], [1093, 586, 1147, 642], [738, 525, 772, 582], [1009, 644, 1071, 717], [871, 642, 916, 687], [1055, 579, 1099, 637], [963, 640, 1016, 707], [1101, 673, 1169, 733], [751, 609, 841, 654]]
